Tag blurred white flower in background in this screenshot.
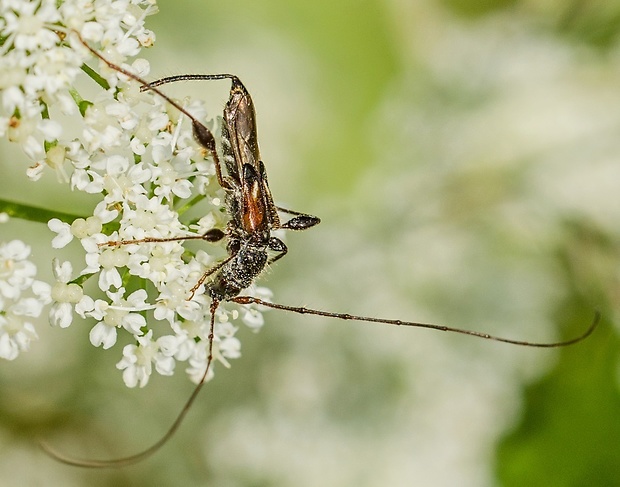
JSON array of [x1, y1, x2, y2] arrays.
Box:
[[0, 240, 50, 360]]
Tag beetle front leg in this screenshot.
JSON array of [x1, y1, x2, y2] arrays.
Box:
[[267, 237, 288, 265]]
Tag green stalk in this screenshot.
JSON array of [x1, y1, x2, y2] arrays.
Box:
[[0, 198, 85, 224], [81, 63, 110, 91], [176, 194, 206, 216]]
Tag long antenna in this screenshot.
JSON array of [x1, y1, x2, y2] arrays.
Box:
[[40, 299, 220, 468], [233, 296, 600, 348]]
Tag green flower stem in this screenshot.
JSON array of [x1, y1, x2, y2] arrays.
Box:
[[68, 87, 93, 117], [80, 63, 110, 90], [0, 198, 85, 224], [176, 194, 206, 216]]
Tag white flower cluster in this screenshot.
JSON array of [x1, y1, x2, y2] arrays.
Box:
[[0, 0, 270, 387], [0, 240, 51, 360], [0, 0, 157, 179]]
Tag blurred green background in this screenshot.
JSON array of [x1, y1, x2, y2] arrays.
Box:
[[1, 0, 620, 485]]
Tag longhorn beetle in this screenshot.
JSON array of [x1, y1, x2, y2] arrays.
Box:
[[41, 32, 600, 468]]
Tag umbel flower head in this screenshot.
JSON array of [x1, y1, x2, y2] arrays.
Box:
[[0, 0, 270, 387]]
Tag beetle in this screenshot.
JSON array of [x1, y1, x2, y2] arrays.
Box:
[[41, 31, 599, 468]]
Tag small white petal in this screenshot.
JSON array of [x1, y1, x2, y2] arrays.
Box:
[[89, 322, 117, 349], [74, 295, 95, 317], [155, 355, 175, 376], [0, 333, 19, 361], [49, 301, 73, 328], [52, 258, 72, 283], [121, 366, 140, 388], [48, 218, 73, 248]]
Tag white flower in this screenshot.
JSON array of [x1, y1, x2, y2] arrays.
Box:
[[0, 240, 37, 299], [0, 240, 51, 360], [48, 218, 73, 249], [213, 320, 241, 363], [1, 0, 60, 53], [241, 307, 265, 330], [116, 330, 176, 388], [87, 288, 151, 349], [49, 259, 89, 328], [185, 341, 215, 385], [239, 286, 272, 331], [0, 312, 38, 360], [116, 331, 156, 388], [119, 194, 184, 240]]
